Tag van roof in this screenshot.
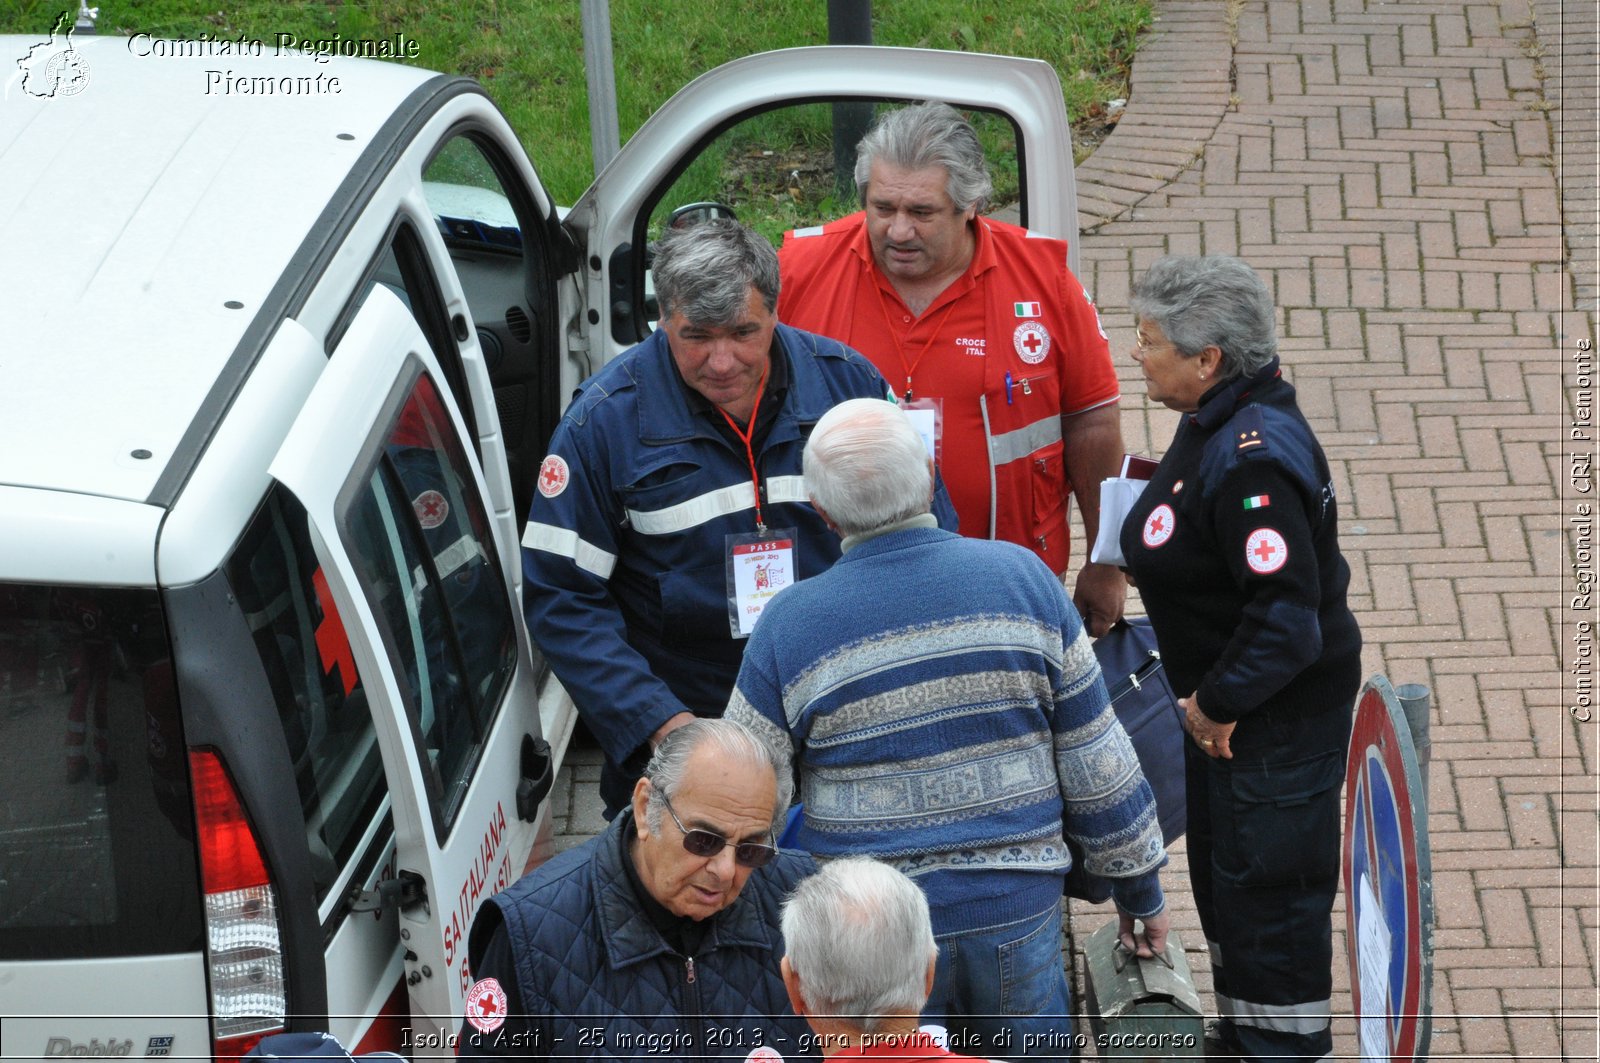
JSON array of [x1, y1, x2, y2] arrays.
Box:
[[0, 31, 443, 505]]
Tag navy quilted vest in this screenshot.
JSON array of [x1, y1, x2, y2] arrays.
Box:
[[470, 811, 818, 1062]]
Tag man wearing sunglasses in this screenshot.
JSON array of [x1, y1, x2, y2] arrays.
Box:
[[459, 719, 817, 1060]]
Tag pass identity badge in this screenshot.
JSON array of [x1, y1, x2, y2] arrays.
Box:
[[726, 530, 796, 637], [900, 397, 943, 464]]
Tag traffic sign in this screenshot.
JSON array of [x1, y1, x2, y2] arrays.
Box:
[[1344, 676, 1434, 1061]]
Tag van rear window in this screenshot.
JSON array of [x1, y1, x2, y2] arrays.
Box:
[[224, 487, 389, 906], [0, 585, 203, 959]]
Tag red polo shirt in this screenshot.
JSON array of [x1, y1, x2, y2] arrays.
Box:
[[779, 213, 1117, 547], [828, 1030, 991, 1062]]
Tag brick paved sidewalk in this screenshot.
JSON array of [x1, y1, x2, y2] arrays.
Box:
[[1068, 0, 1598, 1058], [543, 1, 1599, 1058]]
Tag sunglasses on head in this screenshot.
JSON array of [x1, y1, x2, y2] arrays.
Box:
[[655, 786, 778, 869]]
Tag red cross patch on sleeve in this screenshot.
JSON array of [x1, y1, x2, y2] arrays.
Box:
[[537, 454, 570, 498], [466, 976, 509, 1033], [1142, 503, 1176, 548], [1244, 527, 1288, 573]]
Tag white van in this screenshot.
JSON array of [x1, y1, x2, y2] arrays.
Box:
[[0, 29, 1076, 1058]]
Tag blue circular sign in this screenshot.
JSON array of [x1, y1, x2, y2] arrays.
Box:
[[1344, 677, 1434, 1060]]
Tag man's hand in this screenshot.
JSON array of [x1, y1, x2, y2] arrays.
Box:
[[1117, 906, 1170, 960], [1073, 561, 1127, 637], [1180, 693, 1236, 759], [650, 711, 697, 751]]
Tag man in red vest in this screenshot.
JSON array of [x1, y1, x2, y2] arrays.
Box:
[[778, 102, 1126, 635]]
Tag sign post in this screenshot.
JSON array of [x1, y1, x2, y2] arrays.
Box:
[[1344, 676, 1434, 1061], [827, 0, 873, 203], [581, 0, 621, 174]]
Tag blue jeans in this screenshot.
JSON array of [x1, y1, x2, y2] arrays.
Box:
[[922, 902, 1077, 1063]]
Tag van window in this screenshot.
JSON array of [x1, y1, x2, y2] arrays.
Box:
[[343, 370, 516, 837], [645, 102, 1026, 247], [0, 585, 203, 959], [224, 488, 389, 904], [422, 131, 562, 526], [338, 221, 479, 448]]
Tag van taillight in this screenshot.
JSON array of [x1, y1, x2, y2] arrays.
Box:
[[189, 749, 287, 1060]]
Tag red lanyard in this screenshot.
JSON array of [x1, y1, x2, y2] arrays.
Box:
[[872, 280, 960, 402], [717, 368, 770, 532]]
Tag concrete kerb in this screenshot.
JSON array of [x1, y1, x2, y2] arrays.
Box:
[[1529, 0, 1599, 315], [1075, 1, 1235, 235]]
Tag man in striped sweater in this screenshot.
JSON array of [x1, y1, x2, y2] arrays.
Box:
[[726, 398, 1168, 1061]]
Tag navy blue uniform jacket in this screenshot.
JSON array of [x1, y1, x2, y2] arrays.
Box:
[[520, 324, 955, 769], [1120, 360, 1361, 724]]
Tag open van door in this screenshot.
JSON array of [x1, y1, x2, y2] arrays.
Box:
[[562, 45, 1078, 375], [269, 287, 551, 1049]]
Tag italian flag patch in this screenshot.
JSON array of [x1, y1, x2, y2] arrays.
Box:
[[1014, 301, 1041, 317], [1242, 495, 1271, 510]]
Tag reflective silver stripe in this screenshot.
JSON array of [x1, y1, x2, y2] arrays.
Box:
[[767, 475, 808, 504], [622, 476, 809, 537], [1207, 938, 1225, 970], [792, 224, 824, 238], [413, 533, 481, 588], [989, 412, 1062, 467], [1214, 993, 1332, 1035], [978, 393, 997, 538], [627, 482, 755, 535], [521, 522, 617, 579]]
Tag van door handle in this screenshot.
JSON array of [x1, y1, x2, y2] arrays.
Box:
[[347, 869, 428, 915], [516, 734, 554, 822]]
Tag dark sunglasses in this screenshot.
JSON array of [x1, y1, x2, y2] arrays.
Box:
[[655, 787, 778, 869]]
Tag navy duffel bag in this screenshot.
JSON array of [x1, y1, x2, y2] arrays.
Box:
[[1064, 616, 1187, 903]]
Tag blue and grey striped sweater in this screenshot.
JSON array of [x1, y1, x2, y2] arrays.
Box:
[[726, 519, 1165, 932]]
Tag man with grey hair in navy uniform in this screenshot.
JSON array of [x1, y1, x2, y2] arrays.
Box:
[[521, 218, 955, 818]]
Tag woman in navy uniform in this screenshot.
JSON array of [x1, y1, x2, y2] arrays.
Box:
[[1120, 255, 1361, 1063]]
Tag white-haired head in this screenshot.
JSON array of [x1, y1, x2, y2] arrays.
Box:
[[780, 857, 938, 1034], [803, 399, 933, 538]]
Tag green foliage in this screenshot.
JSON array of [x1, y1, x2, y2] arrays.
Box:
[[1, 0, 1150, 215]]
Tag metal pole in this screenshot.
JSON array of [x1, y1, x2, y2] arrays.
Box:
[[1393, 683, 1432, 826], [581, 0, 622, 175], [828, 0, 873, 204]]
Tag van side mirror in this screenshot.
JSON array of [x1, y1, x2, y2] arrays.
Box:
[[666, 201, 737, 230]]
